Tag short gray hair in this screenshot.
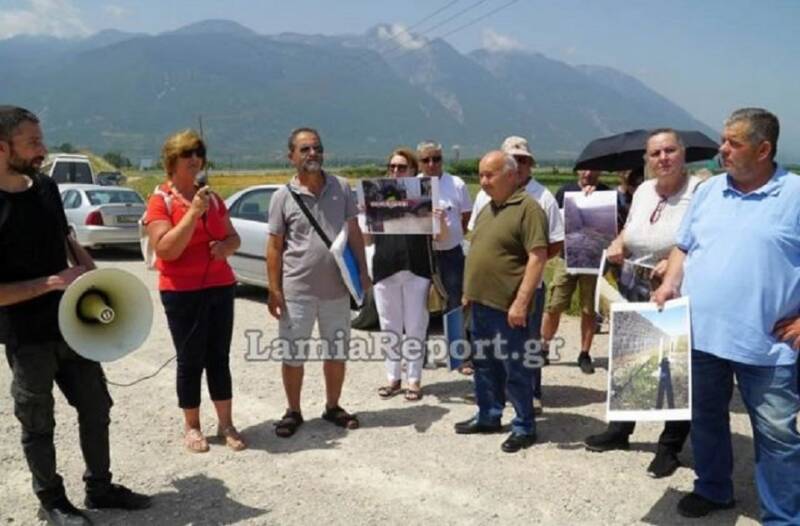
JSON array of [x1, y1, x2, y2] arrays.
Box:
[[724, 108, 779, 160], [416, 140, 442, 153]]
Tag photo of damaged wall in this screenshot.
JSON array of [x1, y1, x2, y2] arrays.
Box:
[[608, 299, 691, 420]]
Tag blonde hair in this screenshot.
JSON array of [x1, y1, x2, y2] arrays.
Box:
[[161, 129, 206, 176], [387, 147, 419, 176]]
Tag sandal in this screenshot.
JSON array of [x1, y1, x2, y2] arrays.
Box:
[[377, 382, 402, 399], [274, 410, 304, 438], [184, 428, 209, 453], [322, 405, 360, 430], [217, 425, 247, 451], [404, 388, 423, 402]]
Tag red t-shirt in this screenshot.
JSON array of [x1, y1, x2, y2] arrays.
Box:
[[144, 184, 236, 291]]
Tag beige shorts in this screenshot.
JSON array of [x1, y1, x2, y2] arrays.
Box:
[[545, 258, 597, 315]]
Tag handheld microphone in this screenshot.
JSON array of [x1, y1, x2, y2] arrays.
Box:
[[194, 171, 208, 189]]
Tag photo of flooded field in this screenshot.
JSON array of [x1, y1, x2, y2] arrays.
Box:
[[563, 190, 617, 274], [608, 298, 691, 421]]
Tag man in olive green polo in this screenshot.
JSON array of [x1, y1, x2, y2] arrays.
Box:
[[455, 151, 549, 453]]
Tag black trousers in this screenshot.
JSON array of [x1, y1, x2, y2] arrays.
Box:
[[5, 341, 113, 506], [160, 285, 235, 409], [609, 420, 691, 453]]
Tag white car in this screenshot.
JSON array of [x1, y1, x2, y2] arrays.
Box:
[[225, 184, 282, 288], [60, 184, 145, 249], [43, 154, 96, 184]]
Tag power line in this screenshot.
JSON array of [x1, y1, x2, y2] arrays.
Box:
[[406, 0, 464, 32], [383, 0, 491, 58], [439, 0, 522, 39], [389, 0, 522, 62]]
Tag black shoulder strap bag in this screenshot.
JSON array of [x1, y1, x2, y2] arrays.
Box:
[[286, 184, 361, 310]]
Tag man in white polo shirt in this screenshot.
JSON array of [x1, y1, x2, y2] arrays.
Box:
[[417, 140, 472, 313], [469, 136, 563, 414]]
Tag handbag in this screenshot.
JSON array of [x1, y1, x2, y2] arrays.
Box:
[[286, 185, 362, 310], [426, 237, 448, 313]]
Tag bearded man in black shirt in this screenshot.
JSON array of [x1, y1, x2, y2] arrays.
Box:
[[0, 106, 150, 526]]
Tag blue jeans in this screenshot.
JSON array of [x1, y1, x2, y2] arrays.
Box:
[[529, 287, 545, 400], [435, 246, 465, 312], [471, 303, 535, 436], [691, 349, 800, 525]]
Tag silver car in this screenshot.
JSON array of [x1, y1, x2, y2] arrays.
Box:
[[60, 184, 145, 249]]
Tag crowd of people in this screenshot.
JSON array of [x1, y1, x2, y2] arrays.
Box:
[[1, 104, 799, 525]]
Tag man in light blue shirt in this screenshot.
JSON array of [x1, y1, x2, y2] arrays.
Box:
[[654, 108, 800, 524]]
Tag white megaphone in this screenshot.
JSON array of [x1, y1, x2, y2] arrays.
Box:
[[58, 268, 153, 362]]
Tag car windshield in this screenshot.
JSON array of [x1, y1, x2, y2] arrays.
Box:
[[85, 190, 144, 205], [51, 162, 93, 184]]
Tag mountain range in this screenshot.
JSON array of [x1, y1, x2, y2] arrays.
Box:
[[0, 20, 718, 165]]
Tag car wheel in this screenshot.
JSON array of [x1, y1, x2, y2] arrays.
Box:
[[350, 287, 380, 331]]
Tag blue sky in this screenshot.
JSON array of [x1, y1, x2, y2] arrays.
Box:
[[2, 0, 799, 161]]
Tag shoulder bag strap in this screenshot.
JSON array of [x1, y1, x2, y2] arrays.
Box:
[[286, 184, 332, 248]]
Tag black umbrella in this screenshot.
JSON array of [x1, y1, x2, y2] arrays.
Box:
[[573, 129, 719, 172]]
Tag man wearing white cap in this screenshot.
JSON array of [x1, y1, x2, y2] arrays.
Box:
[[468, 136, 563, 414]]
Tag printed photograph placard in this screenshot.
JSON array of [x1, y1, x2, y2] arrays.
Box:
[[607, 297, 692, 422], [358, 176, 439, 235], [619, 258, 659, 302], [594, 249, 626, 320], [563, 190, 617, 274]]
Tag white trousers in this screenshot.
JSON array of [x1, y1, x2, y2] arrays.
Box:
[[373, 270, 430, 383]]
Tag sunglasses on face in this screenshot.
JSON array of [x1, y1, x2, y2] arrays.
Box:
[[387, 163, 409, 172], [298, 144, 324, 154], [179, 146, 206, 159], [420, 156, 442, 164]]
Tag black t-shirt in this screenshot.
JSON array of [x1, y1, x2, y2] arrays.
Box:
[[0, 175, 70, 345], [371, 234, 432, 284]]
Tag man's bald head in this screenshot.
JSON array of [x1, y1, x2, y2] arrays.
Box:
[[479, 150, 518, 204]]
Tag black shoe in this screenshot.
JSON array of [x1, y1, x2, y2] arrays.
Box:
[[84, 484, 151, 510], [501, 432, 537, 453], [677, 492, 734, 518], [647, 450, 681, 478], [541, 349, 550, 366], [577, 352, 595, 374], [37, 498, 91, 526], [584, 429, 630, 452], [454, 417, 502, 435]]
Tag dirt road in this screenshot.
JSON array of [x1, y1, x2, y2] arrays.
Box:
[[0, 252, 762, 525]]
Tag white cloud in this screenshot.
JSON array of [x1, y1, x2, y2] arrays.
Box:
[[377, 23, 425, 50], [103, 4, 131, 18], [482, 28, 524, 52], [0, 0, 90, 39]]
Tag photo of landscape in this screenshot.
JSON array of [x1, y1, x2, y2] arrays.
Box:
[[608, 298, 691, 421], [563, 190, 617, 274]]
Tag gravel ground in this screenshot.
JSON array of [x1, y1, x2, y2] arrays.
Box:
[[0, 252, 762, 525]]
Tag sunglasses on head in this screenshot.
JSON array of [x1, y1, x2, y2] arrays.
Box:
[[298, 144, 324, 154], [650, 197, 668, 224], [420, 156, 442, 164], [179, 146, 206, 159], [387, 163, 409, 171]]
